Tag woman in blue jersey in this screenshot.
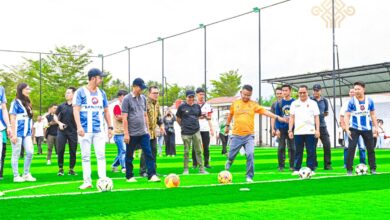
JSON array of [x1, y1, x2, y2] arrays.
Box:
[[9, 83, 36, 182]]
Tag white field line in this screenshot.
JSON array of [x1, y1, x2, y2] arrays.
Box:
[[0, 172, 389, 200]]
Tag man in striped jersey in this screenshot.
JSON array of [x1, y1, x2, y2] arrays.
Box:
[[344, 81, 378, 176], [73, 68, 113, 189], [0, 86, 12, 190]]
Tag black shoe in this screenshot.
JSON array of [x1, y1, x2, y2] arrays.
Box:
[[324, 166, 333, 170], [205, 165, 212, 169], [57, 169, 64, 176], [68, 169, 77, 176]]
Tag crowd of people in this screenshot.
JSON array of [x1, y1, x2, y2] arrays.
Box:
[[0, 67, 385, 195]]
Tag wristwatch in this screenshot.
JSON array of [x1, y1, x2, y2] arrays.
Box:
[[108, 126, 114, 130]]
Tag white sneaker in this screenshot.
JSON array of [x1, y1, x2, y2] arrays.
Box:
[[13, 176, 26, 183], [121, 168, 126, 173], [0, 191, 4, 196], [47, 160, 51, 165], [79, 183, 92, 189], [149, 175, 161, 182], [183, 170, 189, 175], [292, 171, 299, 176], [246, 177, 254, 183], [126, 177, 137, 182], [23, 174, 37, 182]]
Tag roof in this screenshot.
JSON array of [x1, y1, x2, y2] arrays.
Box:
[[262, 62, 390, 97], [207, 96, 239, 107]]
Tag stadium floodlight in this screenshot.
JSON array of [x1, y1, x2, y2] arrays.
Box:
[[253, 7, 260, 13], [199, 23, 205, 28]]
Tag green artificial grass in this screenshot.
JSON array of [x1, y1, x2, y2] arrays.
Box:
[[0, 143, 389, 219]]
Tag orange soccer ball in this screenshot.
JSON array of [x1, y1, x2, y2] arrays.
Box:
[[164, 174, 180, 188]]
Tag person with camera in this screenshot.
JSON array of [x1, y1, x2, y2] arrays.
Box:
[[163, 110, 176, 156]]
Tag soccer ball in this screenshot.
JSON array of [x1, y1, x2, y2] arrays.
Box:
[[97, 177, 113, 192], [164, 174, 180, 188], [298, 167, 312, 179], [218, 170, 232, 184], [355, 163, 368, 175]]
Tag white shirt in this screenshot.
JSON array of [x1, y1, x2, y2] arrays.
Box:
[[290, 98, 320, 135], [198, 102, 213, 132], [33, 121, 45, 137]]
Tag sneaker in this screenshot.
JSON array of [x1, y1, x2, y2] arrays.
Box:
[[289, 167, 294, 171], [23, 174, 37, 182], [371, 169, 377, 175], [183, 170, 189, 175], [205, 165, 212, 169], [347, 171, 353, 176], [140, 173, 148, 177], [149, 175, 161, 182], [0, 191, 4, 196], [324, 166, 333, 170], [199, 170, 209, 174], [291, 171, 299, 176], [121, 168, 126, 173], [278, 167, 284, 172], [246, 177, 254, 183], [47, 160, 51, 165], [112, 167, 119, 173], [68, 170, 77, 176], [13, 176, 25, 183], [57, 169, 64, 176], [79, 183, 92, 189], [126, 177, 137, 182]]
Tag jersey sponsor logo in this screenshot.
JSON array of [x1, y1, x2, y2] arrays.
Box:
[[92, 97, 99, 105], [360, 104, 365, 111]]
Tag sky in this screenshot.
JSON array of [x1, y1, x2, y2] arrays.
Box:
[[0, 0, 389, 99]]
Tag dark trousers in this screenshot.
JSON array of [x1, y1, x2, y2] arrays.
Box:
[[294, 134, 316, 171], [125, 134, 156, 179], [346, 128, 376, 171], [192, 131, 210, 167], [219, 133, 228, 154], [56, 130, 78, 169], [165, 132, 176, 156], [314, 126, 332, 168], [140, 138, 157, 174], [0, 143, 5, 177], [35, 136, 43, 154], [277, 128, 295, 168]]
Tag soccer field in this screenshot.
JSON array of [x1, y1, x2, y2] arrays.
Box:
[[0, 144, 389, 219]]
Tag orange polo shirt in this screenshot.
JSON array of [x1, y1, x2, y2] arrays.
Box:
[[230, 99, 266, 136]]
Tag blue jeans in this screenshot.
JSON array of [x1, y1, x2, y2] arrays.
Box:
[[112, 134, 126, 169], [157, 135, 164, 155], [294, 135, 316, 171], [125, 134, 156, 179], [343, 133, 366, 166], [225, 135, 255, 179]]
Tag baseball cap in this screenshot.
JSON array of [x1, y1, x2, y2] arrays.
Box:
[[313, 84, 322, 91], [133, 78, 147, 90], [88, 68, 107, 78], [196, 87, 205, 94], [186, 90, 195, 97]]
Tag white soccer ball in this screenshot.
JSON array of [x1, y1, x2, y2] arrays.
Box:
[[97, 177, 113, 192], [355, 163, 368, 175], [298, 167, 312, 179]]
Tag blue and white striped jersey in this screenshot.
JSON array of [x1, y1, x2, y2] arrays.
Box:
[[73, 87, 108, 133], [0, 86, 7, 131], [9, 99, 33, 137], [347, 97, 375, 131]]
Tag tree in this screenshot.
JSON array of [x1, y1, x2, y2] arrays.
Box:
[[209, 70, 241, 98]]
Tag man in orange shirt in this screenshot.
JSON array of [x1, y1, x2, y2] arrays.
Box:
[[225, 85, 285, 182]]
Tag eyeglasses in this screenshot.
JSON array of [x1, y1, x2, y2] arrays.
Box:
[[298, 92, 307, 94], [151, 92, 159, 95]]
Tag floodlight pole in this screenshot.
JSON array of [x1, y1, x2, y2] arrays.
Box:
[[126, 47, 131, 92], [39, 53, 42, 115], [332, 0, 337, 148], [160, 37, 165, 115], [204, 25, 207, 101], [255, 7, 263, 146], [99, 54, 105, 89]]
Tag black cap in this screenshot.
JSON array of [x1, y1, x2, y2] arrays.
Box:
[[117, 90, 128, 97], [186, 90, 195, 97], [88, 68, 107, 78], [313, 84, 322, 91], [196, 87, 205, 94], [132, 78, 147, 90]]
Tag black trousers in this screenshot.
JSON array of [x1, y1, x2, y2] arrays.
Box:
[[140, 138, 157, 174], [0, 143, 5, 177], [56, 130, 78, 169], [314, 126, 332, 168], [165, 132, 176, 156], [277, 128, 295, 168], [219, 133, 228, 154], [192, 131, 210, 167], [346, 128, 376, 171]]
